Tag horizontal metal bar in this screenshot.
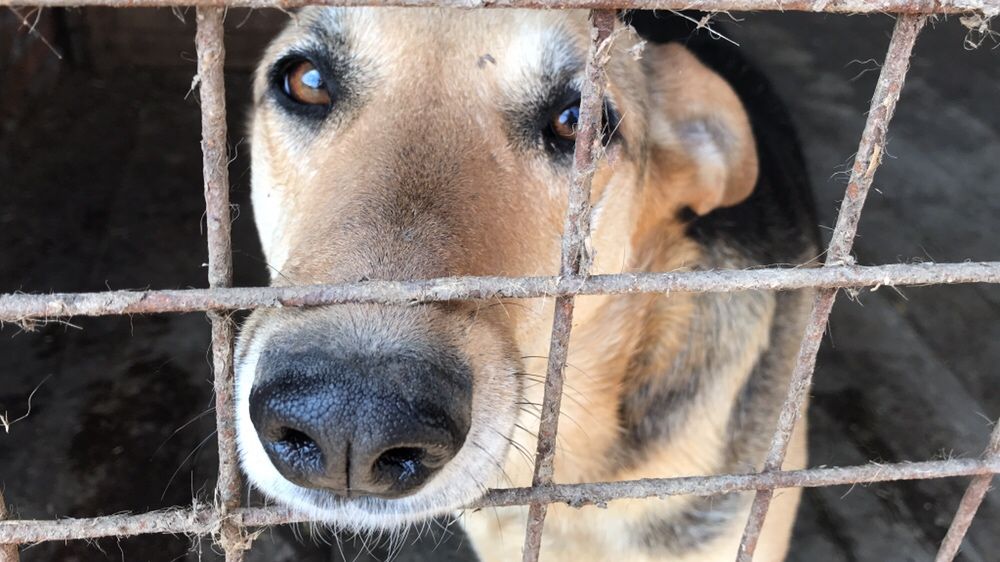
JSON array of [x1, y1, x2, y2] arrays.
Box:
[[2, 261, 999, 323], [472, 458, 1000, 509], [1, 457, 997, 545], [0, 0, 997, 11]]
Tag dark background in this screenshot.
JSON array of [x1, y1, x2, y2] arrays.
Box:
[[1, 8, 998, 561]]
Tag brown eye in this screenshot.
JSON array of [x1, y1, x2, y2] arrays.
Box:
[[283, 60, 331, 106], [550, 105, 580, 141]]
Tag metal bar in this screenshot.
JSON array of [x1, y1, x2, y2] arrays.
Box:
[[2, 457, 998, 545], [0, 489, 17, 562], [735, 289, 836, 559], [2, 261, 999, 323], [0, 0, 997, 13], [934, 420, 1000, 562], [195, 7, 247, 562], [0, 506, 223, 545], [735, 14, 927, 562], [521, 10, 616, 562], [197, 15, 232, 290]]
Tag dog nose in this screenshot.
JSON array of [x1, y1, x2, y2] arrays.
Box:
[[248, 353, 471, 498]]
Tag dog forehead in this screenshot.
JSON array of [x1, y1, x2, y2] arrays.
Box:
[[289, 8, 590, 86]]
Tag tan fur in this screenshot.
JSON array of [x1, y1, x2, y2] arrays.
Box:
[[644, 44, 759, 216], [241, 8, 810, 561], [465, 425, 805, 562]]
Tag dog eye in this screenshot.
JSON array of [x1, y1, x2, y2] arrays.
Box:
[[282, 60, 331, 106], [543, 99, 619, 156], [550, 104, 580, 141]]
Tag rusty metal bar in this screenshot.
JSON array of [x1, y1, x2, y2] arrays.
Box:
[[0, 0, 998, 12], [2, 261, 999, 324], [735, 14, 927, 562], [521, 10, 616, 562], [0, 489, 17, 562], [195, 7, 247, 561], [934, 420, 1000, 562], [1, 457, 998, 545]]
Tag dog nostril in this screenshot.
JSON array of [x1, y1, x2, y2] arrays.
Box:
[[375, 447, 428, 482], [273, 427, 321, 460], [279, 427, 312, 446]]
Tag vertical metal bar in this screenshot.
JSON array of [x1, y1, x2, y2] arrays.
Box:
[[521, 10, 617, 562], [0, 489, 18, 562], [195, 7, 246, 562], [934, 420, 1000, 562], [735, 14, 927, 562]]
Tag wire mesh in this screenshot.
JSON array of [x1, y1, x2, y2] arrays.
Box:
[[735, 14, 927, 561], [934, 423, 1000, 562], [0, 2, 998, 562]]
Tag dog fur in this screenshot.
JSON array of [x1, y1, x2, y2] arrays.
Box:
[[235, 8, 819, 561]]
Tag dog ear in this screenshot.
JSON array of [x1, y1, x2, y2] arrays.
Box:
[[643, 43, 758, 216]]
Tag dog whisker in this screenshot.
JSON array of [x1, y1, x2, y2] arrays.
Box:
[[160, 430, 217, 500]]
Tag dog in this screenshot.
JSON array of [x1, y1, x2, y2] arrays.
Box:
[[234, 8, 820, 561]]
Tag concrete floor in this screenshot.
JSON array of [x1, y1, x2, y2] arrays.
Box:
[[1, 10, 997, 562]]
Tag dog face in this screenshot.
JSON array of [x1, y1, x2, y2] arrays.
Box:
[[236, 7, 757, 530]]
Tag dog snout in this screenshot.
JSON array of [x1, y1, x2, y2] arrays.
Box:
[[248, 351, 472, 498]]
